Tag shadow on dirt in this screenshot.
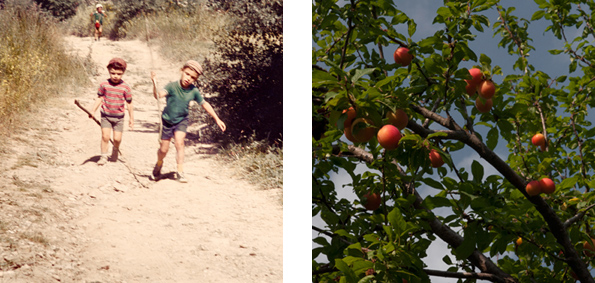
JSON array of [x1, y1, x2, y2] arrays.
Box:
[[148, 171, 177, 182]]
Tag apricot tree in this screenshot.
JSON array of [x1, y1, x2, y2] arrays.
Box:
[[312, 0, 595, 282]]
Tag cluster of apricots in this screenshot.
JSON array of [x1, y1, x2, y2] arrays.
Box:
[[524, 133, 557, 196], [465, 68, 496, 113]]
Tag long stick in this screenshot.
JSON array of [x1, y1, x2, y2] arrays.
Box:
[[74, 99, 149, 189], [144, 13, 162, 144]]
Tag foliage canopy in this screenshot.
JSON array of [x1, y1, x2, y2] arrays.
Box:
[[312, 0, 595, 282]]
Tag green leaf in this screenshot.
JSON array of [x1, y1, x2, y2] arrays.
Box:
[[548, 49, 563, 55], [442, 255, 452, 265], [423, 195, 453, 210], [559, 175, 579, 191], [531, 10, 545, 21], [454, 233, 476, 260], [352, 68, 375, 83], [389, 208, 408, 235], [423, 177, 445, 190], [486, 127, 499, 150], [335, 258, 358, 283], [427, 132, 448, 139], [408, 20, 417, 37], [471, 160, 484, 183], [479, 53, 492, 70]]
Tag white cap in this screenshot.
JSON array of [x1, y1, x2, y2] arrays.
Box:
[[96, 3, 103, 8]]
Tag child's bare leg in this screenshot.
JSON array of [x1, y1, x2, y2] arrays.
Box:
[[111, 131, 123, 161], [173, 131, 186, 172], [98, 128, 111, 165], [100, 128, 111, 154], [152, 139, 170, 177], [112, 131, 122, 148], [157, 139, 170, 161]]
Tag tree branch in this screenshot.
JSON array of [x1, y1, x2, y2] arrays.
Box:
[[336, 143, 518, 283], [564, 203, 595, 229], [312, 225, 353, 246], [409, 102, 595, 283], [424, 269, 507, 283]]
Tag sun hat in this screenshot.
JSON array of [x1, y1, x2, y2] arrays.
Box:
[[183, 60, 203, 76], [96, 3, 103, 8], [107, 58, 127, 71]]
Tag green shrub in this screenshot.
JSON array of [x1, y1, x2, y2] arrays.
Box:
[[202, 0, 283, 146], [33, 0, 79, 21]]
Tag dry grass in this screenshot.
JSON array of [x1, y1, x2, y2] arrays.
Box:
[[219, 137, 283, 191], [124, 4, 229, 64], [0, 4, 89, 133]]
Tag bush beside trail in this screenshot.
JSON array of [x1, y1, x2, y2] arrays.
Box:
[[0, 4, 90, 132]]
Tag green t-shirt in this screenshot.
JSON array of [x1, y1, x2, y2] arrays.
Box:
[[94, 12, 104, 25], [162, 81, 205, 124]]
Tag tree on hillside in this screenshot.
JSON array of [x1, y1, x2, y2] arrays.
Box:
[[203, 0, 283, 146], [33, 0, 79, 20], [312, 0, 595, 282]]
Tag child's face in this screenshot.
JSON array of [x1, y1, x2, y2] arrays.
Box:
[[97, 7, 102, 12], [109, 68, 124, 84], [180, 67, 199, 88]]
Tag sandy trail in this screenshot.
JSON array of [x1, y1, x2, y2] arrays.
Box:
[[0, 36, 282, 282]]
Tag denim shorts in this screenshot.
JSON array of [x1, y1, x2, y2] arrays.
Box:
[[161, 117, 188, 140], [100, 115, 124, 132]]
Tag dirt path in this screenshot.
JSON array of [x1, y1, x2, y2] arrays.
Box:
[[0, 36, 282, 282]]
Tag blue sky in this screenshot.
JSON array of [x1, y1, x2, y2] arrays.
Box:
[[308, 1, 595, 282]]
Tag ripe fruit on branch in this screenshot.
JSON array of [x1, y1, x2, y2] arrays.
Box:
[[351, 118, 376, 143], [341, 107, 357, 129], [539, 178, 555, 194], [377, 125, 402, 150], [584, 238, 595, 257], [531, 133, 546, 151], [478, 80, 496, 99], [525, 180, 542, 196], [362, 192, 381, 211], [429, 149, 444, 168], [386, 109, 408, 130], [465, 83, 478, 96], [475, 97, 493, 113], [344, 127, 358, 143], [465, 68, 483, 87], [516, 237, 523, 246], [394, 47, 413, 67]]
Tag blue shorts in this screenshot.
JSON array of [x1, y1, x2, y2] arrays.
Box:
[[161, 117, 188, 140]]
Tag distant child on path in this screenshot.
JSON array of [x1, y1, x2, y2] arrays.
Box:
[[90, 58, 134, 165], [150, 60, 226, 183], [91, 3, 107, 41]]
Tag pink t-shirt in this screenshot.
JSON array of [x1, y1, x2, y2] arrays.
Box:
[[97, 79, 132, 118]]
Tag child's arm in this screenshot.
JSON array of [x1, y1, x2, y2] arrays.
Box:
[[127, 101, 134, 130], [201, 102, 226, 132], [150, 71, 167, 99], [90, 96, 103, 119]]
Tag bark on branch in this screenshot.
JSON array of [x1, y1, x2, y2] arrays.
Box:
[[338, 144, 517, 283], [409, 103, 595, 283]]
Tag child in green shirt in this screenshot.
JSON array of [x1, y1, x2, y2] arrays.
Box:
[[150, 60, 226, 182], [91, 4, 106, 41]]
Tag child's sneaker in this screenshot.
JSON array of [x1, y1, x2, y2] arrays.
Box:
[[152, 162, 162, 180], [97, 155, 108, 166], [110, 147, 119, 162], [177, 172, 188, 183]]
